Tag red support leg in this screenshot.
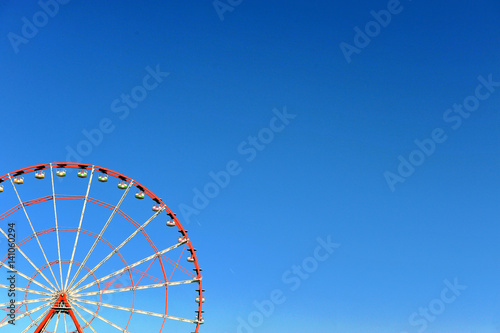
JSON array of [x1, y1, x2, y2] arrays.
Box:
[[34, 293, 83, 333]]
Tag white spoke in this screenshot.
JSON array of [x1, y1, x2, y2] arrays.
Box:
[[0, 296, 52, 307], [0, 300, 52, 328], [50, 164, 65, 289], [72, 301, 130, 332], [72, 305, 98, 333], [54, 312, 61, 333], [72, 240, 186, 294], [73, 279, 198, 297], [0, 259, 54, 293], [66, 180, 134, 291], [9, 174, 61, 290], [64, 312, 68, 333], [0, 283, 53, 296], [20, 305, 52, 333], [0, 227, 55, 292], [71, 297, 198, 324], [70, 209, 163, 292], [64, 166, 95, 290]]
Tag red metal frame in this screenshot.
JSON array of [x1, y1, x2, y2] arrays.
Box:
[[33, 293, 83, 333]]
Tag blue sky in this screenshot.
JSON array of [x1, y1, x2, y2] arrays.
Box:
[[1, 0, 500, 332]]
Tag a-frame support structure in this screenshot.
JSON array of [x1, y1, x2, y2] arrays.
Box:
[[34, 293, 83, 333]]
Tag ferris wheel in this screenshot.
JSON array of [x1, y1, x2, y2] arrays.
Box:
[[0, 163, 204, 332]]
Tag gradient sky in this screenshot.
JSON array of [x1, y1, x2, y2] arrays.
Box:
[[1, 0, 500, 332]]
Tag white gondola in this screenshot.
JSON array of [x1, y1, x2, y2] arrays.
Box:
[[77, 170, 88, 178], [56, 169, 66, 177], [195, 297, 205, 303], [166, 220, 176, 227], [35, 171, 45, 179], [187, 256, 195, 263], [118, 181, 128, 189], [13, 176, 24, 185], [152, 205, 162, 212], [178, 236, 186, 243]]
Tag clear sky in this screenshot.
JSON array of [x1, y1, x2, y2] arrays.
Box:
[[1, 0, 500, 332]]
